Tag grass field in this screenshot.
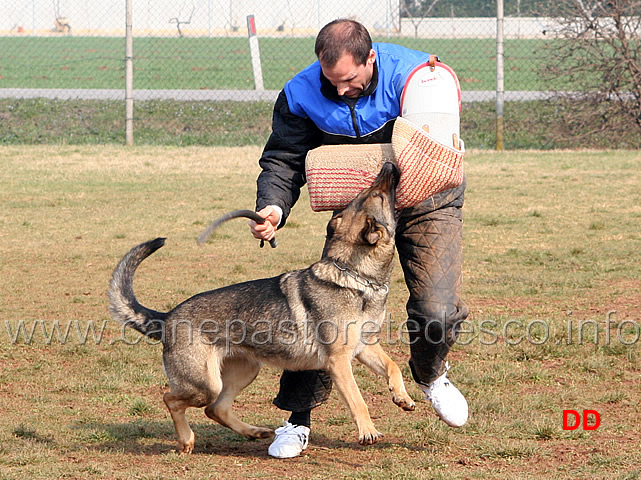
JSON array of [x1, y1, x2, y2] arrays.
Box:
[[2, 97, 640, 150], [1, 146, 640, 479], [1, 36, 548, 91]]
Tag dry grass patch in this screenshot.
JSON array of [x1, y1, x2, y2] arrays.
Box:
[[1, 146, 640, 479]]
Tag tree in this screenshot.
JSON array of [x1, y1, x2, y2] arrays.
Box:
[[400, 0, 442, 37], [399, 0, 551, 18], [542, 0, 641, 145]]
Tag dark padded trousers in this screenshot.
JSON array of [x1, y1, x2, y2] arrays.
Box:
[[396, 179, 469, 385], [273, 180, 469, 412]]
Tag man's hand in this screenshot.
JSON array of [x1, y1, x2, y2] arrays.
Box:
[[249, 206, 281, 241]]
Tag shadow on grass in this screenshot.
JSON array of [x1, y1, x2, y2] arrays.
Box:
[[73, 418, 429, 458]]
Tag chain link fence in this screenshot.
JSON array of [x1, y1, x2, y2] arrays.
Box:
[[1, 0, 560, 147]]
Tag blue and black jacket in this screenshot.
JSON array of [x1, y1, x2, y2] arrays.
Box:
[[256, 43, 432, 224]]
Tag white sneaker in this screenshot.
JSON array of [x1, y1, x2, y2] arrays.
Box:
[[420, 364, 468, 428], [268, 421, 310, 459]]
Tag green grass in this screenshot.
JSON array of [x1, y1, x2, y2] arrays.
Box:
[[0, 98, 275, 146], [5, 36, 636, 150], [0, 146, 640, 479], [1, 36, 550, 91], [3, 97, 640, 149]]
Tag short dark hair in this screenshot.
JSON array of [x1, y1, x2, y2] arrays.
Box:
[[314, 19, 373, 67]]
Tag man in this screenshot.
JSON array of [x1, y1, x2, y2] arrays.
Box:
[[249, 19, 469, 459]]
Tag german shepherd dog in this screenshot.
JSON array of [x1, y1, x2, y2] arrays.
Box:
[[108, 162, 415, 454]]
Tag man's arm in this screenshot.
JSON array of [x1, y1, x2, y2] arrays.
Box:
[[254, 90, 322, 231]]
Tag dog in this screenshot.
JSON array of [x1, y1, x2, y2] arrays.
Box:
[[108, 162, 415, 454]]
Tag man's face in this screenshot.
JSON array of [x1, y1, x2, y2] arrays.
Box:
[[321, 49, 376, 99]]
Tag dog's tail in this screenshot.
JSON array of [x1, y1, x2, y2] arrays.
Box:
[[108, 238, 168, 340]]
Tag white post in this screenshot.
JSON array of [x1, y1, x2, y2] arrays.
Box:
[[247, 15, 264, 91], [125, 0, 134, 146], [496, 0, 505, 151]]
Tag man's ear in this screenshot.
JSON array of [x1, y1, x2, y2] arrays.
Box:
[[366, 49, 376, 66], [360, 216, 382, 245]]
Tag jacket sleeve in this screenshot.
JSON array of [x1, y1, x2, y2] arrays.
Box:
[[256, 89, 322, 226]]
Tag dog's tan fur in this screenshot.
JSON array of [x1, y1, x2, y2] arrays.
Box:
[[108, 162, 414, 454]]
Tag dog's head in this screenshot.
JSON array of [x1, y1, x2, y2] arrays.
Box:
[[324, 162, 400, 266]]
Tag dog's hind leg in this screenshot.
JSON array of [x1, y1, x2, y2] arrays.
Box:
[[356, 343, 416, 412], [204, 357, 274, 440], [163, 350, 223, 454], [163, 392, 199, 454], [327, 353, 383, 445]]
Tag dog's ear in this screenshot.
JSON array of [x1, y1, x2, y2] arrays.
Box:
[[327, 213, 343, 239], [360, 216, 383, 245]]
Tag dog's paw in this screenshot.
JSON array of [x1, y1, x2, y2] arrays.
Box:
[[402, 401, 416, 411], [358, 429, 384, 445], [177, 442, 194, 454], [176, 431, 196, 454], [250, 427, 275, 440], [392, 392, 416, 411]]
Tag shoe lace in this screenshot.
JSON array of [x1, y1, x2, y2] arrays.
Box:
[[275, 423, 308, 443]]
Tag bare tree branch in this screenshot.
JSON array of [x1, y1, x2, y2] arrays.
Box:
[[542, 0, 641, 138]]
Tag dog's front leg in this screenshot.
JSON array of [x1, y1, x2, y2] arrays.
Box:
[[327, 354, 383, 445], [356, 343, 415, 411]]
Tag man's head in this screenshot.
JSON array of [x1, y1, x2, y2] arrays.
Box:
[[315, 19, 376, 99]]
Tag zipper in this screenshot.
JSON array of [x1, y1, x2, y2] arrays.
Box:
[[344, 99, 361, 139]]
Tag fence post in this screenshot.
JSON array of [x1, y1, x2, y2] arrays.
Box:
[[125, 0, 134, 146], [31, 0, 37, 35], [496, 0, 505, 151]]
